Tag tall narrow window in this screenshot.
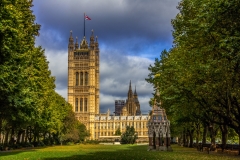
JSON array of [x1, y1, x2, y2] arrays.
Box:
[[76, 72, 79, 86], [80, 72, 83, 85], [80, 98, 83, 112], [75, 98, 78, 112], [84, 98, 88, 112], [85, 72, 88, 85]]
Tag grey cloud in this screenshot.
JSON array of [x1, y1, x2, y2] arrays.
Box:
[[33, 0, 179, 54]]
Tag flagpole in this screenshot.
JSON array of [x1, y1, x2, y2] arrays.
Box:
[[84, 13, 85, 37]]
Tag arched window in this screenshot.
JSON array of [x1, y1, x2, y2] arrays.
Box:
[[85, 72, 88, 85], [80, 98, 83, 112], [76, 72, 79, 86], [80, 72, 83, 85], [84, 98, 88, 112], [75, 98, 78, 112]]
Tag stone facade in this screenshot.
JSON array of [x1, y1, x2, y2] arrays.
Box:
[[94, 113, 149, 141], [68, 31, 149, 140]]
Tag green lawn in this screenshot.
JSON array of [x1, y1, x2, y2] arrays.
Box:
[[0, 144, 239, 160]]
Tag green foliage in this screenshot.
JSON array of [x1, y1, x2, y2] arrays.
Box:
[[121, 126, 138, 144], [146, 0, 240, 148], [0, 0, 88, 147], [62, 119, 90, 143], [114, 127, 121, 136]]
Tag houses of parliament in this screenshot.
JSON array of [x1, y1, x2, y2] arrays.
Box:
[[67, 30, 149, 140]]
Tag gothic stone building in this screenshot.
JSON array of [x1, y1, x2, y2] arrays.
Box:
[[116, 81, 141, 116], [68, 31, 149, 141]]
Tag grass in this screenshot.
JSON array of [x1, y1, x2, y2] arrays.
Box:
[[0, 144, 239, 160]]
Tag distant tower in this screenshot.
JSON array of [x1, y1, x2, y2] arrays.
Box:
[[134, 86, 141, 115], [115, 100, 125, 116], [67, 30, 100, 129], [120, 81, 141, 116]]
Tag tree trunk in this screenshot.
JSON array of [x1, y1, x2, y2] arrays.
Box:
[[0, 118, 2, 145], [4, 129, 9, 145], [37, 131, 40, 144], [220, 125, 228, 152], [183, 129, 187, 147], [24, 129, 28, 143], [178, 135, 182, 145], [16, 129, 22, 144], [188, 129, 194, 148], [209, 124, 218, 146], [189, 133, 193, 147], [1, 133, 4, 144], [210, 126, 215, 145], [202, 124, 208, 144], [21, 130, 25, 143], [33, 131, 37, 144], [9, 127, 15, 145], [195, 123, 200, 147], [238, 132, 240, 155], [186, 133, 189, 147]]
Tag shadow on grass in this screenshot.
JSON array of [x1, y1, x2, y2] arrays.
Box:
[[0, 146, 48, 159], [43, 145, 150, 160], [42, 144, 240, 160]]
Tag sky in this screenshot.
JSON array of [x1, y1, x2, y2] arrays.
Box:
[[32, 0, 180, 114]]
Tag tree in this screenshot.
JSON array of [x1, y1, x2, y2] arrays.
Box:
[[114, 128, 121, 136], [0, 0, 88, 148], [146, 0, 240, 154], [121, 126, 138, 144]]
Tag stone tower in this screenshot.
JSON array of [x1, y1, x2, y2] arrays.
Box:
[[67, 30, 100, 129]]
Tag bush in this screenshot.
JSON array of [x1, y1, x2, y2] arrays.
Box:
[[121, 126, 138, 144], [85, 140, 99, 144], [66, 142, 74, 145], [21, 142, 32, 147]]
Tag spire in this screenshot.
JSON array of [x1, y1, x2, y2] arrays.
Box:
[[127, 80, 133, 98], [69, 30, 74, 43], [90, 29, 95, 49], [95, 36, 99, 51], [75, 36, 79, 49], [68, 30, 74, 51], [129, 80, 132, 90], [91, 29, 94, 36], [134, 85, 137, 95]]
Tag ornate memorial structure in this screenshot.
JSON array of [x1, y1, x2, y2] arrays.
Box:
[[147, 89, 172, 151]]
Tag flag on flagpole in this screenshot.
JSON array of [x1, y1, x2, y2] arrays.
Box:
[[85, 15, 91, 20], [84, 13, 91, 37]]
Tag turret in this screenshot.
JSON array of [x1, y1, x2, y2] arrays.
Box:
[[95, 36, 99, 51], [68, 30, 74, 51], [80, 36, 89, 49], [75, 37, 79, 50], [90, 29, 95, 49]]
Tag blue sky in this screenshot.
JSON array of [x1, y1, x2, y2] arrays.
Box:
[[32, 0, 180, 114]]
